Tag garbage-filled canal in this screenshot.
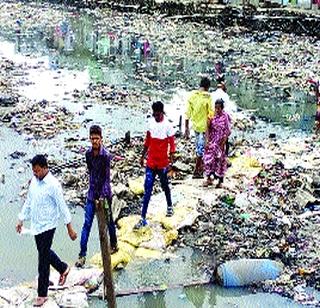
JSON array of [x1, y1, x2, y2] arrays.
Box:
[[0, 1, 319, 307]]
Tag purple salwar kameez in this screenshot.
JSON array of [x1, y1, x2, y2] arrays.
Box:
[[203, 111, 231, 178]]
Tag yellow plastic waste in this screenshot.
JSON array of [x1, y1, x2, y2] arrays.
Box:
[[158, 216, 175, 230], [228, 155, 262, 178], [164, 229, 178, 246], [134, 247, 162, 259], [87, 198, 200, 270], [156, 205, 196, 231], [89, 241, 135, 270], [117, 216, 153, 247], [128, 177, 144, 195]]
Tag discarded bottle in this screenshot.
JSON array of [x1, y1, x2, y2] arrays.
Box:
[[216, 259, 283, 287]]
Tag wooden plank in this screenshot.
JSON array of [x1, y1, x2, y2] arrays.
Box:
[[91, 279, 211, 299]]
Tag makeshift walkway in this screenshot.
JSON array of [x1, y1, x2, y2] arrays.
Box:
[[0, 183, 202, 307]]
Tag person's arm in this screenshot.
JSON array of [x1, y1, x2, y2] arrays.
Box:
[[140, 131, 150, 167], [167, 122, 176, 164], [207, 97, 214, 120], [168, 136, 175, 164], [16, 183, 32, 233], [54, 182, 77, 240], [205, 118, 211, 148], [66, 223, 77, 240]]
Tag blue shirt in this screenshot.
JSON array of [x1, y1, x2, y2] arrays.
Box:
[[18, 172, 71, 235], [86, 146, 112, 201]]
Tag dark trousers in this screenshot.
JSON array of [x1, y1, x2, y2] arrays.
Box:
[[79, 198, 117, 257], [35, 228, 67, 297], [141, 166, 172, 219]]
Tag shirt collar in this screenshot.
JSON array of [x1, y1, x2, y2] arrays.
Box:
[[36, 171, 50, 184]]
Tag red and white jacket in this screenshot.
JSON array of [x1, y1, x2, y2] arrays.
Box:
[[144, 116, 175, 169]]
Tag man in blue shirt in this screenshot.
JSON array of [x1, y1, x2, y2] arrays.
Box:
[[75, 125, 118, 268], [16, 154, 77, 307]]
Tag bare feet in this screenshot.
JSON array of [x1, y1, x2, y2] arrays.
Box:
[[203, 178, 213, 187]]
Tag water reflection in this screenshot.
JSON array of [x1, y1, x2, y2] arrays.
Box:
[[228, 79, 316, 132], [0, 8, 317, 132], [185, 285, 207, 307], [143, 292, 166, 308]]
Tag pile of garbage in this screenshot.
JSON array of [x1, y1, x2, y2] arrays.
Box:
[[0, 2, 69, 37], [0, 1, 320, 306], [178, 136, 320, 305], [0, 267, 103, 307], [1, 99, 79, 139], [72, 84, 151, 112], [0, 2, 319, 98], [0, 57, 20, 107]]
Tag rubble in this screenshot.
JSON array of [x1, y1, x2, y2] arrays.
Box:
[[178, 137, 320, 304]]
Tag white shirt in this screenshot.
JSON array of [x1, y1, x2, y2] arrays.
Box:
[[211, 88, 230, 105], [18, 172, 71, 235]]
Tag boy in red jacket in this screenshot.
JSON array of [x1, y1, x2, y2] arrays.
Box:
[[134, 101, 176, 229]]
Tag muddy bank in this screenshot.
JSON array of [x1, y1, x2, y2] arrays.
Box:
[[52, 0, 320, 38]]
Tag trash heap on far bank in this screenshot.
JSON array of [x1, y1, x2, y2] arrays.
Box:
[[0, 1, 319, 97]]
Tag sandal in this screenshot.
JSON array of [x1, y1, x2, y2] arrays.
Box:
[[216, 181, 223, 189], [58, 266, 70, 286], [33, 297, 48, 307]]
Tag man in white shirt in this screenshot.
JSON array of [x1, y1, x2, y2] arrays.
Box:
[[211, 83, 232, 113], [16, 155, 77, 307]]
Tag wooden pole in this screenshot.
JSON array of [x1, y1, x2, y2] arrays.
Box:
[[95, 199, 116, 308], [91, 278, 211, 299], [178, 115, 182, 133]]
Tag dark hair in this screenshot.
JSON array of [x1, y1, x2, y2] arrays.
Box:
[[152, 101, 164, 113], [89, 125, 102, 137], [215, 98, 224, 109], [31, 154, 48, 168], [200, 77, 211, 89]]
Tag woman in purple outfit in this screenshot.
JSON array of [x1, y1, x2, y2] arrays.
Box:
[[203, 99, 231, 188]]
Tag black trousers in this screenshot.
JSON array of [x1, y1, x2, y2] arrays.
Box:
[[35, 228, 67, 297]]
